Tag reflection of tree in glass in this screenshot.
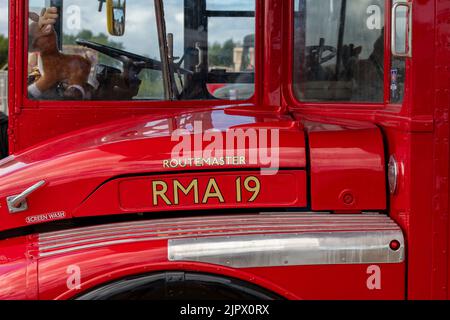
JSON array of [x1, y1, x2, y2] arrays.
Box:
[[209, 39, 235, 68], [209, 35, 255, 71], [137, 70, 164, 99], [0, 35, 8, 68], [241, 34, 255, 71]]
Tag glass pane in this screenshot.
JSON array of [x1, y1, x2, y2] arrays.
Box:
[[1, 0, 8, 115], [207, 0, 255, 11], [394, 6, 407, 54], [0, 0, 8, 70], [207, 17, 255, 100], [26, 0, 255, 102], [293, 0, 385, 103]]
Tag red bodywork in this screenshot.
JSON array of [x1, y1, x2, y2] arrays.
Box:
[[0, 109, 386, 231], [1, 214, 405, 300], [0, 0, 449, 300]]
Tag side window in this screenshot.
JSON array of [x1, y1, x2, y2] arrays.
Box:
[[1, 0, 8, 115], [26, 0, 255, 102], [293, 0, 385, 103]]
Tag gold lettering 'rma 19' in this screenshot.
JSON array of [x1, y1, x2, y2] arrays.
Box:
[[152, 177, 261, 206]]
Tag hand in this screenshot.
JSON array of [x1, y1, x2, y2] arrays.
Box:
[[38, 7, 59, 34]]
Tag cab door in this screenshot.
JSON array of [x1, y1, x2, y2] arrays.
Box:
[[287, 0, 413, 299]]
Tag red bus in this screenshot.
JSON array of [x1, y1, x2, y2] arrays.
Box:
[[0, 0, 448, 300]]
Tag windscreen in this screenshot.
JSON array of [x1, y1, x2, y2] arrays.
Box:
[[27, 0, 255, 101]]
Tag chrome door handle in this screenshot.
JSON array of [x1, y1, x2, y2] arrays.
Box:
[[7, 180, 46, 213], [195, 42, 204, 73], [391, 1, 412, 58]]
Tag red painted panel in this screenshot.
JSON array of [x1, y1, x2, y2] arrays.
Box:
[[76, 170, 306, 217], [33, 239, 404, 300], [121, 171, 306, 210], [246, 264, 405, 300], [0, 236, 37, 300], [302, 117, 386, 212], [0, 215, 405, 300], [0, 109, 306, 232], [34, 242, 405, 300]]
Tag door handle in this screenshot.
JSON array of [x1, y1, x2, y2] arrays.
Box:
[[195, 42, 204, 73], [391, 1, 412, 57]]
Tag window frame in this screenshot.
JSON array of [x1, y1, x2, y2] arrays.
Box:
[[21, 0, 261, 109], [287, 0, 399, 110]]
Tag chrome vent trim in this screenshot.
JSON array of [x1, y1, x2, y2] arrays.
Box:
[[38, 213, 405, 265]]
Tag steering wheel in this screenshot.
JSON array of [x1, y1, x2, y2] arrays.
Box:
[[75, 39, 191, 75]]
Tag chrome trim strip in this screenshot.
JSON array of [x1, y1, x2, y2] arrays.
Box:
[[39, 219, 396, 244], [38, 213, 405, 266], [38, 223, 399, 251], [168, 231, 405, 268], [39, 213, 391, 240], [38, 221, 397, 246]]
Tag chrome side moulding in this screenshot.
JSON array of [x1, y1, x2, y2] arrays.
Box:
[[168, 230, 405, 268], [38, 213, 405, 266]]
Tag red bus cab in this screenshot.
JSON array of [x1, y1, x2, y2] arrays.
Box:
[[0, 0, 448, 300]]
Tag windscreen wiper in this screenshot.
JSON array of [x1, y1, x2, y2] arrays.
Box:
[[154, 0, 178, 100], [98, 0, 106, 12]]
